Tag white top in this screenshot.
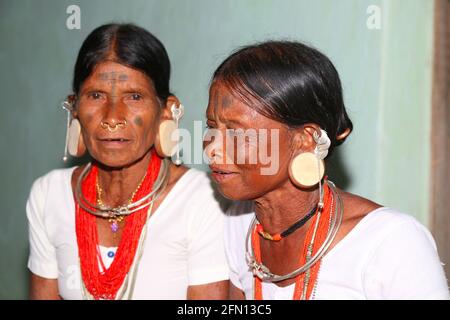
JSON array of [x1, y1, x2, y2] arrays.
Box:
[[27, 167, 229, 299], [224, 201, 450, 300]]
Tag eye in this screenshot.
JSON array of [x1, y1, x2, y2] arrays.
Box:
[[88, 92, 102, 100], [130, 93, 142, 101]]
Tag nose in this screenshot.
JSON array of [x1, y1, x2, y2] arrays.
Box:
[[101, 97, 127, 129], [203, 130, 225, 164]]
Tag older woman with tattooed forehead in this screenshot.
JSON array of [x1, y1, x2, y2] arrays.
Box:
[[26, 23, 229, 300], [204, 41, 449, 300]]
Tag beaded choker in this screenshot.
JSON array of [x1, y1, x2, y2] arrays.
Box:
[[256, 205, 317, 241]]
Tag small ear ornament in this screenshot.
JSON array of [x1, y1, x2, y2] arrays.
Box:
[[289, 129, 331, 188], [313, 129, 331, 160], [156, 104, 184, 165], [62, 95, 85, 161]]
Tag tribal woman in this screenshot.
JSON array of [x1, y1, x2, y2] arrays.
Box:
[[27, 23, 229, 299], [203, 41, 449, 299]]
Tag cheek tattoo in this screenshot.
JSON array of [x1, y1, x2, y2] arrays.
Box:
[[133, 116, 143, 126], [221, 95, 233, 108]]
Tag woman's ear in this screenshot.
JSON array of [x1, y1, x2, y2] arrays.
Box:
[[161, 95, 181, 120], [155, 95, 184, 160], [64, 94, 78, 118], [291, 124, 322, 153]]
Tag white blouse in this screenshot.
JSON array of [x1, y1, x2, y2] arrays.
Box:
[[27, 167, 229, 299], [224, 201, 450, 300]]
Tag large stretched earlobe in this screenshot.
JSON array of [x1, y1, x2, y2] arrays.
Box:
[[289, 153, 325, 188], [288, 126, 329, 188], [77, 129, 86, 157], [67, 119, 86, 157], [154, 124, 163, 158], [155, 98, 184, 164], [154, 98, 175, 158], [155, 119, 178, 158]]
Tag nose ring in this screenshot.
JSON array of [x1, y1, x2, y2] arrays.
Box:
[[101, 120, 127, 132]]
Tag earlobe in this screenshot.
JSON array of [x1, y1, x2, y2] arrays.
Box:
[[62, 94, 86, 161], [155, 119, 178, 156], [155, 101, 185, 165], [288, 128, 330, 189], [289, 153, 325, 188], [66, 118, 86, 158], [67, 119, 81, 156], [77, 130, 86, 156]]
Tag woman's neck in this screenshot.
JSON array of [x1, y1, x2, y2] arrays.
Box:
[[254, 181, 319, 236], [96, 151, 152, 207]]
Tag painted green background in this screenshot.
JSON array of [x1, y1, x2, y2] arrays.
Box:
[[0, 0, 434, 298]]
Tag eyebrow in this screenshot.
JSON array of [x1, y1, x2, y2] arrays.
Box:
[[79, 87, 107, 94], [80, 84, 150, 94], [121, 86, 149, 93], [224, 118, 247, 127], [205, 114, 247, 126]]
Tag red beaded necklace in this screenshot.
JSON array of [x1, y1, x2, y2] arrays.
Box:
[[75, 150, 161, 300], [252, 183, 333, 300]]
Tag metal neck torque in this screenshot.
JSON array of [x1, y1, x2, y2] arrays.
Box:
[[245, 180, 343, 283], [75, 158, 170, 219]]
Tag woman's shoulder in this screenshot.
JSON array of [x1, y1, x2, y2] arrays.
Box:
[[339, 206, 439, 259], [179, 166, 209, 182], [351, 208, 448, 299], [357, 207, 430, 236], [172, 167, 230, 209], [29, 166, 77, 195], [337, 190, 433, 246], [176, 167, 214, 193], [27, 166, 78, 224]]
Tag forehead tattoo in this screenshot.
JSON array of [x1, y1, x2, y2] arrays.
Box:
[[99, 71, 128, 104]]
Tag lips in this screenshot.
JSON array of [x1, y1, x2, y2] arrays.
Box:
[[97, 137, 131, 148], [209, 166, 238, 183], [99, 138, 130, 142]]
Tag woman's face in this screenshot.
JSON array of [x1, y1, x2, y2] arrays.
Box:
[[204, 81, 295, 200], [75, 61, 162, 168]]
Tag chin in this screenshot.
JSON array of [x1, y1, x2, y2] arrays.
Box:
[[91, 154, 135, 169], [215, 184, 253, 201], [96, 160, 130, 169], [90, 145, 150, 169]]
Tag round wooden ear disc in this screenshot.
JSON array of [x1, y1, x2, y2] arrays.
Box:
[[289, 152, 324, 188], [158, 120, 179, 157]]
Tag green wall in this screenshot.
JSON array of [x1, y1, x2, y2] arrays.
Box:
[[0, 0, 434, 299]]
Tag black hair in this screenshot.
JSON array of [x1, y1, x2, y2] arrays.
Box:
[[212, 41, 353, 157], [72, 23, 172, 100]]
